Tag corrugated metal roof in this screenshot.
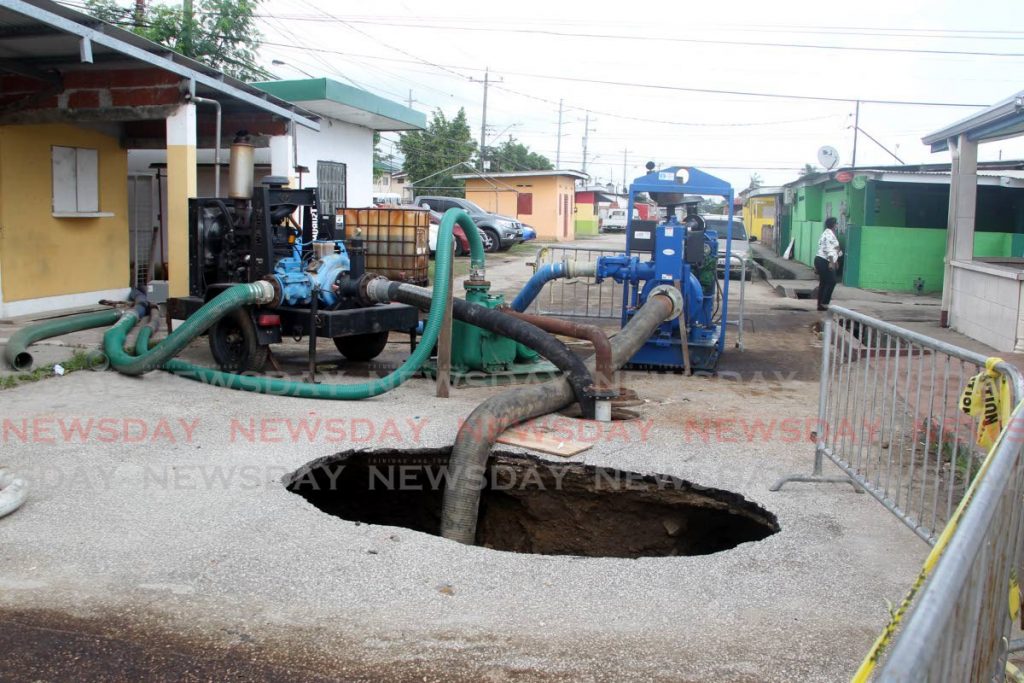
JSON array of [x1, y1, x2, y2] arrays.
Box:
[[454, 169, 589, 180], [923, 91, 1024, 151], [0, 0, 319, 129]]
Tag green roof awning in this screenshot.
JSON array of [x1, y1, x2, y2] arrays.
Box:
[[253, 78, 426, 132]]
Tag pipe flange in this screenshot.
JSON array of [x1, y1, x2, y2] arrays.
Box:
[[650, 285, 684, 320], [364, 275, 392, 304], [584, 385, 620, 401]]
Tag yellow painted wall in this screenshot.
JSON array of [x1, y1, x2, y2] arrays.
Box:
[[0, 124, 128, 302], [465, 174, 577, 241], [166, 144, 196, 297], [743, 196, 777, 241]]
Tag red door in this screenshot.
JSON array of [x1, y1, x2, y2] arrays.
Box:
[[562, 194, 569, 238]]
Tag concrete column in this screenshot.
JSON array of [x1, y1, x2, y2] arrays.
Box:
[[952, 133, 978, 262], [269, 133, 294, 185], [166, 103, 196, 298], [940, 133, 978, 326]]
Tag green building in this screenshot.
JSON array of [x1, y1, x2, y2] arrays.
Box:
[[779, 163, 1024, 293]]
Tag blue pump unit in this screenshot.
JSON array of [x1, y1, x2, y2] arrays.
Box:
[[272, 240, 351, 308], [603, 165, 735, 371]]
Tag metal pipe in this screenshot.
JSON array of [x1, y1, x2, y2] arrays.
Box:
[[500, 309, 613, 389], [500, 308, 617, 418], [190, 95, 222, 197], [440, 289, 680, 545]]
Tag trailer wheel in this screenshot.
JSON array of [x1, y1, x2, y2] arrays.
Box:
[[334, 331, 390, 362], [208, 309, 269, 373]]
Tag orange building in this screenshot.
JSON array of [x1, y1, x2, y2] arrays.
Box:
[[453, 170, 588, 242]]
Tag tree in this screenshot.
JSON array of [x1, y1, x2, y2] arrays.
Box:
[[399, 108, 477, 196], [746, 173, 763, 192], [799, 163, 818, 177], [84, 0, 267, 81], [481, 137, 553, 173]]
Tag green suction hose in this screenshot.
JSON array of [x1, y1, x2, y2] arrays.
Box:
[[148, 208, 484, 399], [4, 308, 122, 371], [104, 281, 277, 376], [135, 322, 154, 355]]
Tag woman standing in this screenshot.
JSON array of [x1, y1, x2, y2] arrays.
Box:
[[814, 217, 842, 311]]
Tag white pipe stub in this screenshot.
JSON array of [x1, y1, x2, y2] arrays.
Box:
[[0, 469, 28, 520]]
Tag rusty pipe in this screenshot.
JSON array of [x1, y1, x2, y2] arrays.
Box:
[[500, 309, 614, 391], [500, 308, 617, 420]]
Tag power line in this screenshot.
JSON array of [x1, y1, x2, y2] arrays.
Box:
[[254, 15, 1024, 59], [256, 42, 987, 108]]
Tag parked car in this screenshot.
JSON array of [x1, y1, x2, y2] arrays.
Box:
[[384, 204, 470, 257], [703, 216, 753, 280], [521, 224, 537, 242], [413, 195, 524, 253], [601, 208, 633, 233], [426, 209, 471, 257]]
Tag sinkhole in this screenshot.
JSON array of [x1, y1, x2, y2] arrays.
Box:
[[286, 449, 779, 558]]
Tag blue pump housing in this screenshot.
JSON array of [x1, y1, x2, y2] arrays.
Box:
[[272, 240, 351, 307], [595, 218, 720, 369], [597, 165, 735, 371]]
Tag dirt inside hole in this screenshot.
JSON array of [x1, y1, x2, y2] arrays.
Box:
[[286, 449, 779, 558]]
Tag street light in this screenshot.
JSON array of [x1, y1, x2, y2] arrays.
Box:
[[271, 59, 315, 79]]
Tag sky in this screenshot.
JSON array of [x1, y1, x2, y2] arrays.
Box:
[[253, 0, 1024, 191]]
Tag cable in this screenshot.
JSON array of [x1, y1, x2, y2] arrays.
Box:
[[255, 42, 988, 108], [253, 14, 1024, 59]]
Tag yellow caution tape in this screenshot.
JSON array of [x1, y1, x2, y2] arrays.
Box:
[[1009, 570, 1021, 623], [851, 399, 1023, 682], [960, 357, 1012, 449]]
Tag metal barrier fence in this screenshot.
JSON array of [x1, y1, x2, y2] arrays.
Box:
[[529, 247, 748, 349], [530, 246, 625, 319], [872, 404, 1024, 680], [725, 254, 747, 351], [772, 305, 1024, 545]]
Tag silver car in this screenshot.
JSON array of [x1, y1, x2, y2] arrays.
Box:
[[704, 217, 752, 280]]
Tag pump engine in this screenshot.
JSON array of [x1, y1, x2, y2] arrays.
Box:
[[168, 134, 419, 372]]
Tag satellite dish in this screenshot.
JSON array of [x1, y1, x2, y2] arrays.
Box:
[[817, 146, 840, 170]]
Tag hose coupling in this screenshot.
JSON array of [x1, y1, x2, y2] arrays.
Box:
[[468, 265, 487, 284], [364, 275, 392, 304], [650, 284, 684, 320], [252, 279, 279, 305], [566, 260, 597, 279]]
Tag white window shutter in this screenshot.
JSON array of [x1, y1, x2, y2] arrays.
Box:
[[75, 147, 99, 212], [52, 146, 77, 212]]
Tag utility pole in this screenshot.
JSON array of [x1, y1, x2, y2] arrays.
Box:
[[407, 90, 418, 109], [469, 68, 500, 171], [582, 111, 595, 174], [851, 100, 861, 167], [133, 0, 146, 27], [182, 0, 193, 57], [622, 148, 629, 194], [480, 69, 488, 170], [556, 98, 563, 169]]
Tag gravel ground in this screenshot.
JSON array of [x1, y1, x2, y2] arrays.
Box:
[[0, 238, 931, 681]]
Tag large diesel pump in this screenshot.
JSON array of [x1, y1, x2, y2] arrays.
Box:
[[610, 164, 735, 371], [511, 164, 735, 372], [168, 133, 419, 372]]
